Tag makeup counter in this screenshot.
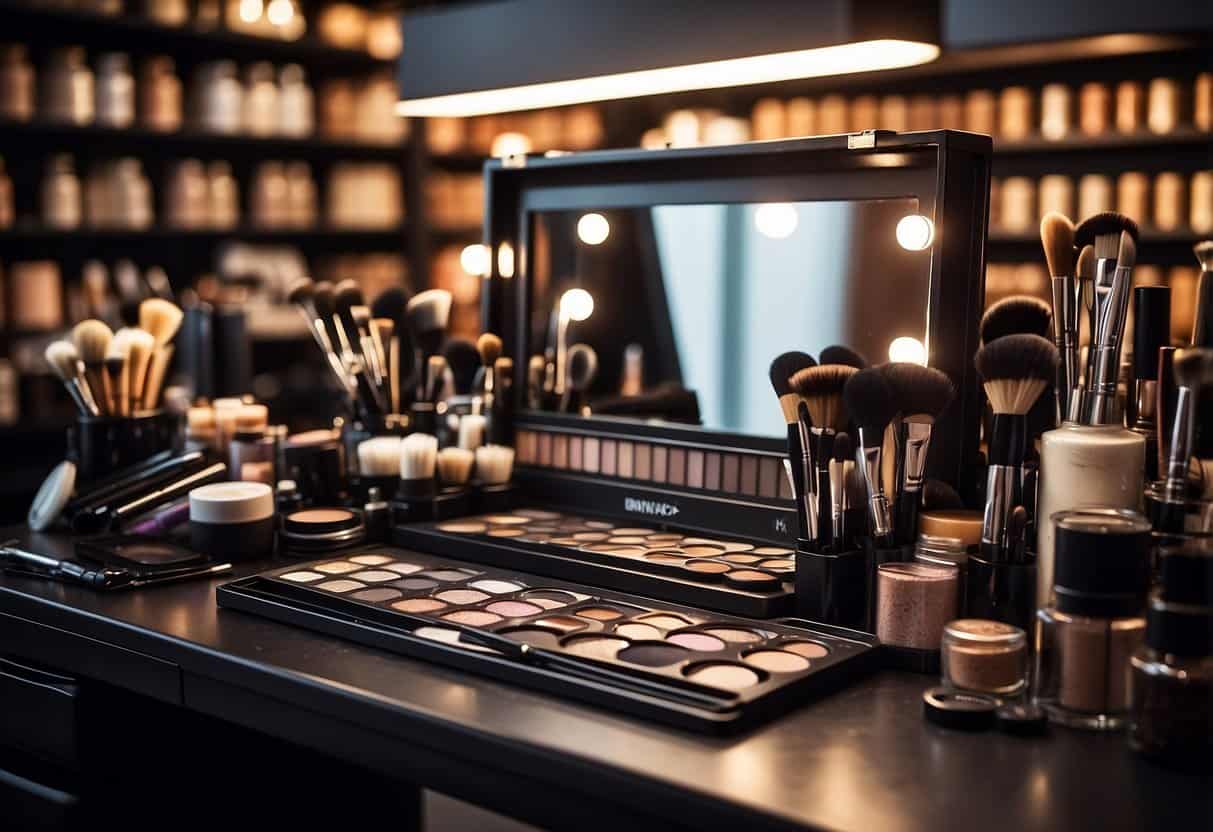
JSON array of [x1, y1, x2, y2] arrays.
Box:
[[1, 133, 1211, 829]]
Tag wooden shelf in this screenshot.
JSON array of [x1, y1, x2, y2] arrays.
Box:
[[993, 128, 1212, 155], [989, 230, 1204, 245], [0, 225, 408, 249], [429, 154, 491, 172], [0, 119, 405, 160]]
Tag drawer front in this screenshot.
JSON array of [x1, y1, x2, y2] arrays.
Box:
[[0, 657, 79, 769]]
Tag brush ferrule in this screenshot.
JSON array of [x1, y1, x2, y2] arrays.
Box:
[[1132, 379, 1157, 431], [1164, 386, 1196, 501], [855, 427, 891, 539], [981, 464, 1018, 548], [828, 460, 845, 543], [897, 420, 934, 493], [1051, 275, 1081, 423]]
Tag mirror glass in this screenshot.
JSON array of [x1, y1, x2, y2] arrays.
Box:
[[527, 199, 931, 438]]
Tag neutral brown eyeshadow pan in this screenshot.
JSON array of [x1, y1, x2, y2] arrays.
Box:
[[442, 609, 503, 626], [537, 432, 552, 465], [397, 578, 439, 590], [684, 559, 730, 574], [652, 445, 668, 483], [686, 450, 705, 488], [744, 650, 812, 673], [436, 521, 488, 534], [349, 570, 401, 583], [576, 606, 624, 621], [739, 455, 759, 496], [534, 616, 587, 632], [783, 641, 831, 659], [280, 571, 324, 582], [487, 528, 525, 538], [617, 643, 690, 667], [635, 444, 652, 479], [753, 546, 794, 556], [721, 454, 740, 492], [722, 554, 761, 564], [553, 434, 569, 469], [563, 635, 628, 660], [583, 437, 600, 473], [435, 589, 490, 605], [685, 662, 761, 691], [758, 457, 780, 498], [486, 600, 543, 618], [351, 587, 402, 603], [617, 442, 634, 478], [668, 448, 686, 486], [601, 439, 617, 475], [502, 628, 562, 649], [316, 579, 364, 593], [569, 436, 583, 470], [703, 452, 722, 490], [667, 632, 726, 652], [315, 561, 360, 574], [392, 598, 447, 613], [637, 613, 693, 630], [704, 627, 764, 643], [351, 554, 393, 565], [615, 623, 662, 640]]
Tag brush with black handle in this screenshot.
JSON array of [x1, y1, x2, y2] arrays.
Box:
[[790, 364, 856, 552], [1155, 349, 1213, 535], [769, 351, 816, 542], [882, 362, 955, 546], [406, 289, 453, 402], [1075, 213, 1139, 424], [842, 368, 899, 550], [829, 432, 853, 551]]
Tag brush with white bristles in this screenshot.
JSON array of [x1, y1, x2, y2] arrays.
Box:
[[398, 432, 438, 499], [1041, 212, 1079, 422], [458, 413, 486, 451], [44, 341, 100, 416], [358, 436, 403, 477], [474, 444, 514, 486], [71, 319, 114, 416], [975, 334, 1058, 560], [115, 327, 155, 416], [426, 354, 449, 403], [437, 446, 475, 486], [406, 289, 452, 400]]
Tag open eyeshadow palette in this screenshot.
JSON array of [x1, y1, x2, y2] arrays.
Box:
[[391, 508, 794, 618], [217, 547, 877, 733]]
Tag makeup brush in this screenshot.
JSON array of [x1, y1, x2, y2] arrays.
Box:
[[103, 335, 131, 417], [372, 318, 395, 401], [882, 362, 956, 545], [980, 296, 1053, 344], [1130, 285, 1171, 478], [356, 436, 403, 480], [406, 289, 453, 400], [976, 334, 1058, 562], [425, 355, 448, 403], [398, 432, 438, 500], [437, 446, 475, 487], [352, 304, 384, 385], [1157, 348, 1213, 534], [372, 286, 413, 413], [477, 333, 503, 401], [819, 345, 867, 369], [44, 341, 100, 417], [1194, 241, 1213, 348], [843, 455, 867, 552], [790, 364, 856, 550], [829, 432, 854, 550], [311, 281, 349, 364], [922, 479, 963, 511], [561, 343, 598, 415], [444, 338, 481, 397], [620, 343, 644, 396], [121, 328, 155, 416], [138, 298, 184, 410], [474, 444, 515, 486], [527, 355, 546, 409], [458, 413, 487, 451], [71, 319, 113, 417], [842, 368, 898, 548], [769, 351, 817, 541], [1041, 212, 1079, 422]]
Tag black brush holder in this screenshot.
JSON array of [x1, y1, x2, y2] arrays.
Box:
[[70, 411, 175, 483], [795, 541, 867, 631], [964, 553, 1037, 635]]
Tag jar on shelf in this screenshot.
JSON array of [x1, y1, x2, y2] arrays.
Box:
[[243, 61, 279, 137], [43, 46, 94, 125], [144, 0, 190, 26], [206, 160, 240, 229], [318, 78, 355, 139], [251, 161, 288, 228], [95, 52, 135, 128], [0, 44, 35, 122], [278, 63, 313, 137], [165, 159, 208, 229], [113, 158, 154, 230], [42, 154, 82, 229], [195, 60, 242, 134], [0, 156, 12, 229], [285, 161, 316, 228], [10, 260, 63, 332], [140, 56, 182, 132]]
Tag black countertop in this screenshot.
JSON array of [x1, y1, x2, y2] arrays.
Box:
[[0, 530, 1207, 831]]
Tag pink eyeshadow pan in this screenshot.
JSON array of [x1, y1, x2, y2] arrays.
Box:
[[667, 632, 726, 652], [668, 448, 686, 486], [703, 453, 722, 490], [687, 450, 705, 488], [635, 444, 652, 479], [740, 455, 759, 496], [486, 600, 543, 618], [553, 434, 569, 469], [538, 433, 553, 465], [617, 442, 634, 478], [516, 431, 535, 464], [569, 435, 583, 470], [601, 439, 617, 475], [652, 446, 668, 483], [583, 437, 600, 473]]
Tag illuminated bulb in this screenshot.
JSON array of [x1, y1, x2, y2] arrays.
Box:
[[754, 203, 799, 239], [490, 131, 533, 158], [497, 242, 515, 278], [888, 336, 927, 365], [460, 243, 490, 277], [238, 0, 263, 23], [577, 213, 610, 245], [560, 288, 594, 322], [266, 0, 294, 26], [896, 214, 934, 250]]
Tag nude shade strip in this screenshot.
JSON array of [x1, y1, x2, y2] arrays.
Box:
[[687, 450, 705, 489], [758, 457, 780, 499], [601, 439, 617, 476], [703, 452, 722, 491], [553, 434, 569, 469], [721, 454, 740, 492], [617, 441, 634, 478], [668, 447, 686, 486], [583, 437, 600, 473], [569, 435, 583, 471], [635, 443, 652, 480], [538, 432, 552, 466], [740, 455, 759, 496], [652, 445, 668, 483]]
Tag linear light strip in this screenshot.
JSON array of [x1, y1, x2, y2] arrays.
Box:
[[397, 39, 940, 118]]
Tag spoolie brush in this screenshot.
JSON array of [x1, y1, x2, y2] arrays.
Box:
[[44, 340, 100, 416], [883, 362, 955, 545], [975, 334, 1058, 562], [1041, 212, 1079, 421], [769, 351, 817, 541], [790, 364, 856, 550], [842, 368, 898, 549], [819, 345, 867, 369], [71, 319, 113, 417], [561, 343, 598, 415]]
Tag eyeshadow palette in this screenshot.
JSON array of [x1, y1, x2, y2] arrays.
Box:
[[217, 547, 877, 733], [391, 508, 795, 617]]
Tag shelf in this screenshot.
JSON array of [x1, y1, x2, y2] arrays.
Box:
[[0, 225, 407, 249], [429, 154, 491, 172], [0, 3, 395, 72], [0, 119, 405, 160], [993, 128, 1212, 155], [989, 230, 1204, 245]]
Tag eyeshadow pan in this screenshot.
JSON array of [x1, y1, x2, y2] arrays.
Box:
[[667, 632, 726, 652], [644, 552, 687, 565], [563, 635, 628, 660], [482, 514, 530, 525], [517, 509, 561, 520], [615, 622, 662, 640], [739, 456, 759, 496], [783, 641, 831, 659], [280, 571, 323, 582], [685, 662, 761, 691], [687, 450, 705, 488], [573, 531, 611, 542], [704, 627, 763, 643], [617, 442, 634, 478], [435, 589, 491, 605], [684, 559, 730, 576], [758, 457, 780, 498], [667, 448, 686, 486], [725, 570, 782, 591], [575, 606, 624, 621], [583, 545, 647, 558], [487, 528, 525, 538], [523, 590, 579, 605], [703, 452, 722, 490], [645, 533, 683, 542], [606, 536, 648, 545], [682, 545, 727, 557], [469, 579, 523, 594], [635, 444, 652, 479], [719, 542, 756, 553], [533, 616, 586, 633], [423, 569, 479, 581], [436, 521, 488, 534], [442, 609, 503, 626], [392, 598, 447, 613], [415, 626, 494, 652], [759, 558, 795, 570], [396, 577, 439, 591], [636, 613, 694, 630], [349, 570, 400, 583], [502, 627, 562, 649], [351, 587, 402, 603], [583, 437, 600, 473], [553, 434, 569, 469], [316, 579, 364, 593], [530, 597, 569, 610], [585, 520, 615, 530], [617, 643, 690, 667], [613, 527, 654, 536], [516, 431, 536, 464], [652, 445, 668, 483], [548, 537, 583, 547], [537, 432, 552, 465], [350, 554, 393, 565], [745, 650, 811, 673], [752, 546, 794, 556], [569, 435, 584, 470], [486, 600, 543, 618], [721, 454, 740, 492], [315, 561, 360, 574], [601, 439, 617, 475], [721, 554, 761, 564]]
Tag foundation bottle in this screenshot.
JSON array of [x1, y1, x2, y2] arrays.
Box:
[[1034, 508, 1150, 730], [1129, 541, 1213, 770]]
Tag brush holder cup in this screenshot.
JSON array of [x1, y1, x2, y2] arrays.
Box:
[[70, 411, 176, 483], [472, 481, 518, 513], [1145, 484, 1213, 545], [964, 553, 1037, 635], [795, 541, 867, 630]]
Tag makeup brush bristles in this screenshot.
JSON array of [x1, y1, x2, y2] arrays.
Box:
[[437, 446, 475, 485], [458, 413, 487, 451], [44, 340, 97, 416], [769, 351, 816, 424], [477, 333, 503, 370], [399, 432, 438, 480], [1117, 229, 1137, 269], [138, 298, 183, 347], [357, 436, 403, 477], [1040, 212, 1076, 278], [71, 318, 113, 414], [1173, 347, 1213, 389], [1077, 245, 1095, 281], [1074, 211, 1140, 256], [443, 338, 481, 395], [788, 364, 857, 432], [981, 296, 1053, 343], [426, 354, 448, 401], [975, 333, 1059, 415], [407, 289, 453, 337], [882, 362, 955, 422], [818, 345, 867, 369], [1196, 240, 1213, 270], [842, 367, 898, 436], [122, 328, 155, 413], [475, 444, 515, 485], [104, 335, 131, 416]]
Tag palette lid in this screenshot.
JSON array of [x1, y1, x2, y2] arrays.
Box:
[[190, 481, 275, 523]]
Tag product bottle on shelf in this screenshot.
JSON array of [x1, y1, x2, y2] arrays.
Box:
[[42, 154, 82, 229]]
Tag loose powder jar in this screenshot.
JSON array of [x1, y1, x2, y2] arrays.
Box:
[[941, 619, 1027, 697], [876, 562, 959, 651], [189, 481, 275, 561]]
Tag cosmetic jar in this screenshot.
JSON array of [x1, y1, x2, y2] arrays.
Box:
[[282, 429, 345, 506], [876, 562, 958, 670], [1077, 82, 1110, 136], [1077, 173, 1113, 219], [915, 510, 982, 567], [43, 46, 93, 125], [1034, 508, 1150, 730], [1038, 175, 1074, 220], [1147, 77, 1181, 135], [0, 44, 34, 122], [1039, 83, 1070, 140], [95, 52, 135, 128], [189, 481, 275, 561], [1191, 171, 1213, 234], [1130, 540, 1213, 770], [999, 176, 1035, 232], [228, 405, 272, 481], [1115, 81, 1144, 133], [280, 507, 366, 556], [139, 56, 182, 132], [964, 89, 996, 135], [1116, 172, 1150, 226], [1152, 172, 1186, 232], [942, 619, 1027, 698], [998, 87, 1032, 140]]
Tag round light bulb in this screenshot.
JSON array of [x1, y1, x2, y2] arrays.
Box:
[[896, 214, 934, 251], [497, 242, 515, 278], [490, 131, 533, 158], [560, 288, 594, 322], [888, 336, 927, 365], [460, 243, 490, 277], [754, 203, 799, 239], [238, 0, 263, 23], [266, 0, 294, 25], [577, 213, 610, 245]]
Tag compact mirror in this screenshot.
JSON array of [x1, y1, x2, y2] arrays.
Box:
[[527, 198, 932, 437]]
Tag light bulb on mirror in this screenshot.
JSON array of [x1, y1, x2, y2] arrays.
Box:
[[460, 243, 490, 277], [497, 242, 515, 278], [239, 0, 264, 23], [266, 0, 294, 25], [754, 203, 799, 239], [896, 214, 934, 251], [888, 336, 927, 365], [560, 288, 594, 322], [577, 213, 610, 245]]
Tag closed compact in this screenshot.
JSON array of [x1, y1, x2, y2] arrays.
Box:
[[189, 481, 275, 561], [281, 507, 367, 555]]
